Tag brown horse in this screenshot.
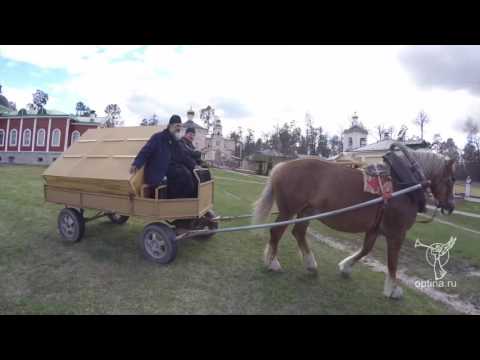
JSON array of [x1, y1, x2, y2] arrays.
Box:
[[252, 149, 456, 299]]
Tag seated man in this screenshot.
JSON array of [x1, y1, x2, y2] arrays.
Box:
[[179, 127, 207, 167], [130, 115, 197, 199], [179, 127, 211, 186]]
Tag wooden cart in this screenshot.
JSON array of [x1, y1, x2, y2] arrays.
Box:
[[43, 126, 218, 264]]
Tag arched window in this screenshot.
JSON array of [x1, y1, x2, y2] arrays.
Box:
[[9, 129, 17, 146], [0, 129, 5, 146], [36, 129, 46, 147], [51, 128, 61, 147], [22, 129, 32, 147], [71, 130, 81, 144]]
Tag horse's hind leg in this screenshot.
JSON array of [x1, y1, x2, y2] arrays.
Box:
[[338, 229, 378, 277], [383, 234, 405, 299], [264, 212, 293, 272], [292, 219, 317, 272]]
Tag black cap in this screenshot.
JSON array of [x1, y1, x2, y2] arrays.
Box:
[[185, 127, 196, 134], [169, 115, 182, 125]]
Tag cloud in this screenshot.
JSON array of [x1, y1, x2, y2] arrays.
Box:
[[125, 94, 184, 123], [399, 46, 480, 95], [213, 98, 251, 118], [3, 45, 480, 148], [0, 45, 145, 75]]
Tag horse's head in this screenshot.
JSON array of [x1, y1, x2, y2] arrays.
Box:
[[429, 157, 456, 215]]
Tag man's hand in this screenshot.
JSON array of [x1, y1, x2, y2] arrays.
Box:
[[130, 165, 138, 175]]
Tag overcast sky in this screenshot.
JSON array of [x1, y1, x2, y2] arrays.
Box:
[[1, 45, 479, 147]]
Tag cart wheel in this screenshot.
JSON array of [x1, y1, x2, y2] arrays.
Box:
[[107, 213, 129, 225], [138, 223, 177, 264], [194, 210, 218, 240], [58, 208, 85, 243]]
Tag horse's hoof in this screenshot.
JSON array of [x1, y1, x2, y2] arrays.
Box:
[[338, 260, 352, 278], [268, 258, 282, 272], [304, 253, 318, 273], [384, 285, 404, 299]]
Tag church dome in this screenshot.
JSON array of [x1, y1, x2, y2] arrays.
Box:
[[0, 85, 12, 108], [0, 94, 9, 108]]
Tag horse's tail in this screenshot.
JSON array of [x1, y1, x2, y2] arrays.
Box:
[[252, 163, 284, 225]]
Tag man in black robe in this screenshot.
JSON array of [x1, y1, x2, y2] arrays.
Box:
[[130, 115, 197, 199]]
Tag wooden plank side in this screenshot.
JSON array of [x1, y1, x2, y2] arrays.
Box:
[[45, 187, 81, 206], [197, 181, 214, 214], [82, 193, 132, 214], [44, 185, 205, 221], [133, 198, 199, 219], [44, 175, 132, 195]]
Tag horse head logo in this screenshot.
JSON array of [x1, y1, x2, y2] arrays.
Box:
[[415, 237, 456, 281]]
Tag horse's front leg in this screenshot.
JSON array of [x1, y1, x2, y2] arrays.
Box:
[[338, 229, 378, 277], [383, 233, 405, 299]]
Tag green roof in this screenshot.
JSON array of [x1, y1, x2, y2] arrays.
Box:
[[0, 105, 16, 116], [46, 109, 70, 115]]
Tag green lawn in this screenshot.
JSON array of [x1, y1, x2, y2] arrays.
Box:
[[0, 165, 470, 314], [455, 182, 480, 197], [454, 199, 480, 215]]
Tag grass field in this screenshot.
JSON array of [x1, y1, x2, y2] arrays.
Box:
[[455, 182, 480, 197], [455, 199, 480, 214], [1, 165, 478, 314]]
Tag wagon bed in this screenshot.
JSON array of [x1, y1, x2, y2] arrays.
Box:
[[43, 126, 217, 264]]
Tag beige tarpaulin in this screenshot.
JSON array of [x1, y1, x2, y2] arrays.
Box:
[[43, 126, 166, 196]]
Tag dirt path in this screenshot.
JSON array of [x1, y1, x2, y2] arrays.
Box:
[[418, 213, 480, 236], [426, 205, 480, 219], [306, 229, 480, 315]]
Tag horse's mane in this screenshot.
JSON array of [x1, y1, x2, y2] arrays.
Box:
[[405, 149, 447, 179]]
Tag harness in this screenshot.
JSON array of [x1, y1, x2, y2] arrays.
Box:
[[370, 143, 432, 230]]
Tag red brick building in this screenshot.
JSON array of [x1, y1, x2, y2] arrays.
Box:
[[0, 111, 101, 165]]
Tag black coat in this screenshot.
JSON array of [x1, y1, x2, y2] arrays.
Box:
[[179, 137, 202, 165], [132, 129, 196, 186]]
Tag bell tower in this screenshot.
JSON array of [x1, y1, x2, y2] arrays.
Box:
[[213, 115, 222, 137], [187, 107, 195, 121], [342, 112, 368, 151]]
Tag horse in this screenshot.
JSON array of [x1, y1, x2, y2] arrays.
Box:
[[252, 147, 456, 299]]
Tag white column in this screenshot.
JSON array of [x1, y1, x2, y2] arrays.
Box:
[[4, 118, 9, 151], [31, 118, 37, 152], [64, 118, 71, 151], [46, 118, 52, 152], [17, 118, 23, 152]]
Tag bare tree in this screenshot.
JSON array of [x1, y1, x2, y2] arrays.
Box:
[[463, 116, 480, 160], [75, 102, 86, 116], [26, 103, 37, 113], [104, 104, 122, 128], [413, 110, 430, 140], [374, 124, 386, 141], [33, 90, 48, 114], [200, 106, 215, 134], [396, 125, 408, 141]]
